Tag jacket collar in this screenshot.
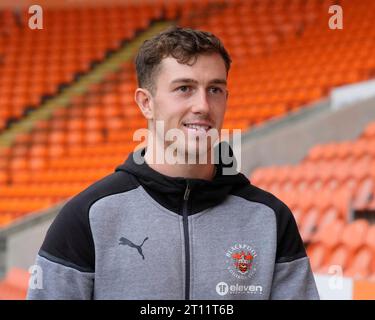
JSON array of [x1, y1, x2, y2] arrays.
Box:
[[116, 145, 250, 215]]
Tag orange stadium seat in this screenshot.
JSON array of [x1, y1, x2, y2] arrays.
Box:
[[341, 220, 370, 253], [311, 220, 346, 250], [307, 243, 327, 271], [318, 245, 351, 275], [0, 268, 29, 300], [346, 248, 373, 279]]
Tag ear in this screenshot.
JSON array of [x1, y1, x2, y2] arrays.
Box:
[[134, 88, 153, 120]]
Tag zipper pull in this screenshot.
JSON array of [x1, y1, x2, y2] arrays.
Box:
[[184, 183, 190, 201]]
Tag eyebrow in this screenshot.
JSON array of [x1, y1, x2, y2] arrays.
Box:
[[170, 78, 227, 86]]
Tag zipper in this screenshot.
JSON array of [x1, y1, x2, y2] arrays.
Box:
[[182, 182, 191, 300]]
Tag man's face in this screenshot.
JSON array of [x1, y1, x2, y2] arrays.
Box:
[[149, 53, 228, 160]]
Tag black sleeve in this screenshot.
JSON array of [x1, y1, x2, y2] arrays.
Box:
[[39, 195, 95, 273], [274, 202, 306, 263]]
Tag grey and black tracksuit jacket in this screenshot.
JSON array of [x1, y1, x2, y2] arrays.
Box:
[[27, 148, 319, 300]]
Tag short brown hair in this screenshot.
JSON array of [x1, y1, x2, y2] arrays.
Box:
[[135, 26, 231, 95]]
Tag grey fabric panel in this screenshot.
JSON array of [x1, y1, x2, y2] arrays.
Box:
[[26, 255, 94, 300], [190, 195, 277, 300], [87, 189, 319, 300], [89, 186, 185, 299], [270, 256, 320, 300]]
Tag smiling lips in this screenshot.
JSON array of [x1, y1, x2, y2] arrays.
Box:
[[183, 122, 212, 132]]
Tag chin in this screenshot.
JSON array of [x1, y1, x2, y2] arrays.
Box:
[[184, 141, 213, 164]]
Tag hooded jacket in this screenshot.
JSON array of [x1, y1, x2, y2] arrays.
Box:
[[27, 147, 319, 300]]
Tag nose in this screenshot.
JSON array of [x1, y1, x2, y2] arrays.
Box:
[[191, 89, 210, 114]]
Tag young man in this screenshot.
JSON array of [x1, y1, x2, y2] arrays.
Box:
[[27, 27, 319, 300]]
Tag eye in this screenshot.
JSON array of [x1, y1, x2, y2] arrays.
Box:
[[177, 86, 190, 93], [209, 87, 223, 94]]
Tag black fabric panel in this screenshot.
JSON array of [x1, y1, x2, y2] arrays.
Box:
[[139, 174, 242, 215], [40, 171, 140, 272], [117, 147, 250, 215], [231, 183, 307, 263]]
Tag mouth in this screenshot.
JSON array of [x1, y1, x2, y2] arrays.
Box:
[[182, 122, 212, 132]]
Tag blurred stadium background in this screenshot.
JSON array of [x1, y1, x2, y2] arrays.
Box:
[[0, 0, 374, 299]]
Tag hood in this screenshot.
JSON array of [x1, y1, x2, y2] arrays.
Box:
[[115, 143, 250, 215]]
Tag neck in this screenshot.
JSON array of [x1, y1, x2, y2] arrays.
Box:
[[143, 145, 216, 181]]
